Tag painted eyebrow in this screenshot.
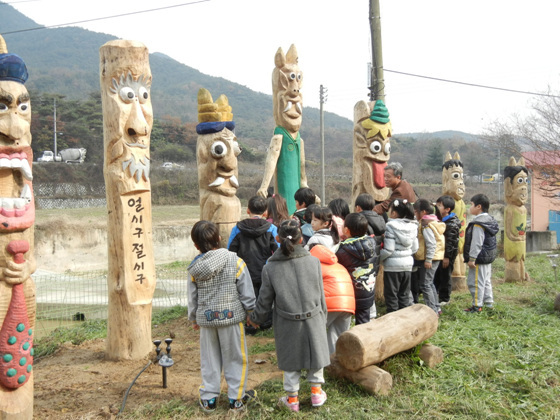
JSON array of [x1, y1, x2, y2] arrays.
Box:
[[18, 93, 30, 104], [0, 92, 14, 104]]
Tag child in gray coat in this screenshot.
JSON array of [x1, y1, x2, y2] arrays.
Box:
[[188, 221, 256, 412], [248, 220, 330, 412]]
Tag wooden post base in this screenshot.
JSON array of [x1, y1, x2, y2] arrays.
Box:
[[327, 354, 392, 396]]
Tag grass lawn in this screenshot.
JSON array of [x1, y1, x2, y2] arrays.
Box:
[[36, 254, 560, 419]]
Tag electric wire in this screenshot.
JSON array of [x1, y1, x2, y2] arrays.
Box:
[[384, 68, 560, 98], [118, 360, 152, 416], [1, 0, 210, 35]]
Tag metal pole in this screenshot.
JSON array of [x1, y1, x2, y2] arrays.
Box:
[[320, 85, 325, 203], [498, 147, 501, 202], [53, 98, 57, 157]]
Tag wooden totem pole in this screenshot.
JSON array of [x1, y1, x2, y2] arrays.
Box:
[[0, 35, 36, 420], [257, 44, 308, 215], [503, 157, 528, 282], [100, 40, 156, 360], [442, 151, 467, 291], [196, 88, 241, 248], [351, 100, 391, 207]]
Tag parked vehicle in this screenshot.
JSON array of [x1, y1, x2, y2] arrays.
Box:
[[37, 150, 55, 162], [36, 148, 87, 164]]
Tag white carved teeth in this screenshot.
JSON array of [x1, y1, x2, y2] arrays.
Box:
[[0, 157, 33, 180], [230, 175, 239, 188], [296, 102, 302, 112], [21, 184, 32, 203], [283, 101, 293, 112], [208, 177, 225, 187]]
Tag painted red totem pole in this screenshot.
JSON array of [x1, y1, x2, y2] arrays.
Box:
[[0, 35, 36, 419]]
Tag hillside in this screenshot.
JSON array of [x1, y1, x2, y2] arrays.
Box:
[[0, 3, 354, 161]]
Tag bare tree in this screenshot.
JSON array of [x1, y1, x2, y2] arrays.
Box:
[[482, 87, 560, 199]]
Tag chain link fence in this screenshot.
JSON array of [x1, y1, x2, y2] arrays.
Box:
[[33, 265, 188, 337]]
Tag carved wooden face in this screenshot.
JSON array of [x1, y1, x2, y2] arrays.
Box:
[[442, 163, 465, 200], [272, 46, 303, 134], [0, 81, 34, 233], [105, 72, 153, 193], [505, 170, 528, 206], [197, 128, 241, 197]]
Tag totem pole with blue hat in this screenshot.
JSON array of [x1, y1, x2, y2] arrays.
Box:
[[0, 34, 36, 420]]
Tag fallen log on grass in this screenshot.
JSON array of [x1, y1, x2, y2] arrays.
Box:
[[336, 304, 438, 371], [327, 354, 392, 396]]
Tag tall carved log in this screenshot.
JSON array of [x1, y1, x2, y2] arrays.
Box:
[[100, 40, 156, 360], [196, 88, 241, 248], [257, 44, 308, 215], [442, 151, 467, 291], [0, 35, 36, 420], [503, 157, 528, 282], [351, 100, 391, 207]]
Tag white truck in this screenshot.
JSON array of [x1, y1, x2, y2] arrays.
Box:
[[37, 148, 87, 164]]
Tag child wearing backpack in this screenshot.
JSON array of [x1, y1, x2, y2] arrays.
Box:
[[412, 199, 446, 315], [464, 194, 499, 313]]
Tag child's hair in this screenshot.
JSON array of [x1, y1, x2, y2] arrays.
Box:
[[328, 198, 350, 219], [311, 206, 340, 244], [436, 195, 455, 212], [355, 193, 375, 211], [388, 198, 415, 220], [304, 204, 320, 224], [294, 187, 316, 207], [278, 219, 303, 256], [248, 195, 267, 215], [413, 198, 435, 215], [191, 220, 220, 253], [267, 194, 289, 227], [343, 212, 369, 237], [471, 193, 490, 212]]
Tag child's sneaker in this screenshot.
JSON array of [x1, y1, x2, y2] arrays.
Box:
[[311, 389, 327, 407], [278, 396, 299, 412], [229, 389, 257, 411], [464, 305, 482, 313], [199, 397, 217, 412]]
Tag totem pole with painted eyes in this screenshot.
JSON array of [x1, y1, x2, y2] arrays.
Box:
[[0, 35, 36, 420], [503, 157, 528, 282], [352, 100, 391, 207], [100, 40, 156, 360], [257, 44, 308, 215], [196, 88, 241, 248], [442, 151, 467, 290]]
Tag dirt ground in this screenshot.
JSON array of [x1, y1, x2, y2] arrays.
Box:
[[33, 317, 281, 419]]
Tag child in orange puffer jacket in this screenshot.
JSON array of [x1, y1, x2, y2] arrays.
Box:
[[310, 245, 356, 355]]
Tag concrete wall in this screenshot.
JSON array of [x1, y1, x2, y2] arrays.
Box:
[[526, 231, 558, 253], [34, 225, 198, 272]]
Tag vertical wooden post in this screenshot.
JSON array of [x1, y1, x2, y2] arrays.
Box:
[[100, 40, 156, 360], [0, 35, 36, 420], [369, 0, 385, 102]]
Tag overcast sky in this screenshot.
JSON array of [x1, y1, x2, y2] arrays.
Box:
[[7, 0, 560, 134]]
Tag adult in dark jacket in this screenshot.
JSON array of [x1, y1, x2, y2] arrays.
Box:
[[336, 213, 378, 324], [434, 195, 462, 304], [228, 196, 278, 331]]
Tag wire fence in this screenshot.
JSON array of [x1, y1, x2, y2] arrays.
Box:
[[33, 265, 188, 337]]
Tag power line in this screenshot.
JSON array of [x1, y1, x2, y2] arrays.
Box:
[[384, 68, 560, 99], [1, 0, 210, 35]]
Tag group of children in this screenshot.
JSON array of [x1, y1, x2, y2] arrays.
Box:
[[187, 187, 499, 413]]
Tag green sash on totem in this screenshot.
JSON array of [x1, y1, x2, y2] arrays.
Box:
[[275, 126, 301, 215]]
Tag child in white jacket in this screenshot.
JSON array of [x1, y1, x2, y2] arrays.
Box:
[[380, 199, 418, 313]]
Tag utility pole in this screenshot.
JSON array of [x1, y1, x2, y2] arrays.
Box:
[[320, 85, 328, 203], [53, 97, 58, 156], [369, 0, 385, 102]]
